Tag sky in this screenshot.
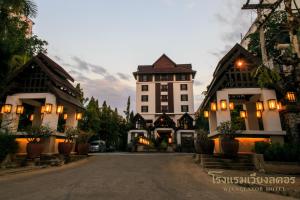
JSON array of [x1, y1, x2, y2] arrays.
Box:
[[33, 0, 256, 114]]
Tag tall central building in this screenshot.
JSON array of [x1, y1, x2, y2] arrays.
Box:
[[129, 54, 197, 151]]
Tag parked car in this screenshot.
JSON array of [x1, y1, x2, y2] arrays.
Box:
[[89, 140, 106, 152]]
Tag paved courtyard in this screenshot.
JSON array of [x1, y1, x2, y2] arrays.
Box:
[[0, 154, 296, 200]]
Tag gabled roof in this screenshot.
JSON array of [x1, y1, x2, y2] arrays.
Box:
[[198, 44, 261, 112], [133, 54, 196, 78]]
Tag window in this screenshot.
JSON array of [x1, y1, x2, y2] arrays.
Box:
[[181, 105, 189, 112], [161, 105, 168, 113], [142, 75, 148, 82], [141, 85, 148, 91], [161, 85, 168, 92], [141, 95, 148, 102], [176, 74, 189, 81], [161, 95, 168, 102], [181, 94, 188, 101], [141, 106, 148, 113], [180, 84, 188, 90]]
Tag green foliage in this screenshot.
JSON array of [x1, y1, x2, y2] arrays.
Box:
[[160, 141, 168, 150], [254, 142, 300, 162], [252, 65, 281, 88], [254, 141, 270, 154], [217, 121, 240, 139], [194, 113, 209, 131], [64, 127, 79, 143], [194, 129, 214, 154], [0, 130, 19, 161], [26, 125, 53, 143], [76, 130, 94, 144]]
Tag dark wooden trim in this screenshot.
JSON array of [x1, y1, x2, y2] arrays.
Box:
[[155, 83, 161, 113], [168, 82, 174, 113]]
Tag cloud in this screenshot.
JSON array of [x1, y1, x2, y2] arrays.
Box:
[[117, 72, 131, 81], [72, 56, 90, 71], [194, 80, 203, 86]]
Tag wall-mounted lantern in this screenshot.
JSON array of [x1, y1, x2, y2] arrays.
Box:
[[286, 92, 297, 102], [220, 99, 227, 111], [240, 110, 247, 118], [229, 102, 234, 111], [45, 103, 53, 114], [268, 99, 277, 110], [204, 111, 209, 118], [210, 102, 217, 111], [56, 105, 64, 114], [235, 59, 246, 69], [76, 112, 83, 120], [63, 114, 68, 120], [16, 105, 24, 114], [256, 101, 264, 111], [277, 102, 283, 111], [41, 106, 45, 114], [168, 138, 172, 144], [2, 104, 12, 114], [29, 114, 34, 121], [256, 110, 262, 118]]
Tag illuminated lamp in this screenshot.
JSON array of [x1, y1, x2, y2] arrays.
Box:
[[277, 102, 283, 111], [204, 111, 209, 118], [286, 92, 297, 102], [139, 137, 143, 144], [41, 106, 45, 114], [76, 112, 83, 120], [2, 104, 12, 113], [229, 102, 234, 111], [168, 138, 172, 144], [220, 99, 227, 111], [256, 101, 264, 111], [0, 106, 4, 114], [16, 105, 24, 114], [56, 105, 64, 114], [240, 110, 247, 118], [235, 59, 245, 69], [210, 102, 217, 111], [45, 103, 53, 114], [268, 99, 277, 110], [63, 114, 68, 120], [29, 114, 34, 121], [256, 110, 262, 118]]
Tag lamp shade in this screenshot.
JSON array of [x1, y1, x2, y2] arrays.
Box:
[[204, 111, 209, 118], [45, 103, 53, 114], [229, 102, 234, 111], [286, 92, 296, 102], [76, 112, 83, 120], [63, 113, 68, 120], [16, 105, 24, 114], [256, 110, 262, 118], [56, 105, 64, 114], [210, 102, 217, 111], [240, 110, 247, 118], [29, 114, 34, 121], [220, 99, 227, 111], [41, 106, 45, 114], [277, 102, 283, 110], [2, 104, 12, 113], [168, 138, 172, 144], [256, 101, 264, 111], [268, 99, 277, 110]]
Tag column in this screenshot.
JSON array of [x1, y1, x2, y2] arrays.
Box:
[[65, 106, 78, 129], [244, 102, 259, 130], [41, 94, 59, 131], [1, 95, 21, 133], [216, 90, 231, 126]]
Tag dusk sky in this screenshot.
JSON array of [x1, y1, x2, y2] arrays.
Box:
[[33, 0, 256, 113]]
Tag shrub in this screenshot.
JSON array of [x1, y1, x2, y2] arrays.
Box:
[[254, 141, 270, 154], [76, 130, 94, 144], [0, 130, 19, 162], [195, 129, 214, 154], [160, 141, 167, 150]]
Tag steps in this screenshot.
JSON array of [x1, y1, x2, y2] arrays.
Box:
[[199, 154, 255, 170]]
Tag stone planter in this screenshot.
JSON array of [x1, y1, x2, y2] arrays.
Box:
[[77, 143, 90, 155], [26, 143, 44, 159], [221, 137, 239, 157], [58, 142, 74, 156]]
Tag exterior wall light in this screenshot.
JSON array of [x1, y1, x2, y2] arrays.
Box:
[[210, 102, 217, 111], [168, 138, 172, 144], [76, 112, 83, 120], [56, 105, 64, 114], [204, 111, 209, 118], [240, 110, 247, 118], [277, 102, 283, 111], [2, 104, 12, 114], [229, 102, 234, 111], [45, 103, 53, 114], [41, 106, 45, 114], [29, 114, 34, 121], [235, 59, 246, 69], [286, 92, 297, 102], [268, 99, 277, 110], [220, 99, 227, 111], [63, 113, 68, 120], [16, 105, 24, 114], [256, 101, 264, 111], [256, 110, 262, 118]]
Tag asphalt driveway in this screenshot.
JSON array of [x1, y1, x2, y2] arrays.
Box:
[[0, 153, 296, 200]]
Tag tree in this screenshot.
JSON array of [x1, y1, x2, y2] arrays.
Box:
[[124, 96, 131, 123]]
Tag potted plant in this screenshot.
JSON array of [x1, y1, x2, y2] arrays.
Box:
[[194, 129, 215, 154], [58, 127, 78, 156], [76, 130, 93, 155], [26, 126, 52, 159], [217, 121, 239, 157]]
